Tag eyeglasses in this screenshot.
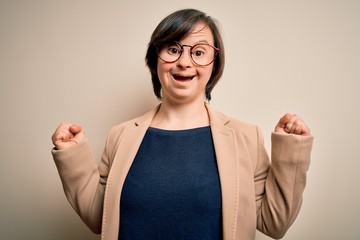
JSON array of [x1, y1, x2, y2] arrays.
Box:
[[157, 41, 219, 66]]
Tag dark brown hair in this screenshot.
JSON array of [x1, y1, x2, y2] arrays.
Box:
[[145, 9, 225, 101]]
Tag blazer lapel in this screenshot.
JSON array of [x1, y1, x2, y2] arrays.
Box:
[[102, 105, 160, 240], [108, 105, 160, 199], [108, 105, 161, 189], [206, 103, 256, 240], [206, 103, 242, 240]]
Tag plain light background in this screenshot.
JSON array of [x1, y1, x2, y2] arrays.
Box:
[[1, 0, 359, 239]]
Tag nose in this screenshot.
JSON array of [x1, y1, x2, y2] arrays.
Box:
[[176, 47, 193, 68]]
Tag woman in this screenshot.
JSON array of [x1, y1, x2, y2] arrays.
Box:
[[52, 9, 313, 240]]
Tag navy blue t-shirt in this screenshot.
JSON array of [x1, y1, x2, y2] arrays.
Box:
[[119, 126, 222, 239]]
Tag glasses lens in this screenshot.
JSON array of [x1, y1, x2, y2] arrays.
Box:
[[158, 43, 182, 63], [191, 44, 216, 66]]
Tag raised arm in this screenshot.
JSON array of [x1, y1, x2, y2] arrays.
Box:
[[51, 123, 105, 234], [256, 113, 313, 239]]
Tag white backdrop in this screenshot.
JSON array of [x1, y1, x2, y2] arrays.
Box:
[[1, 0, 359, 239]]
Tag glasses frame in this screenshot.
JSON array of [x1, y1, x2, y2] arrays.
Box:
[[157, 41, 220, 66]]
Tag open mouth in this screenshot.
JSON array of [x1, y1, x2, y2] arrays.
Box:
[[172, 74, 195, 81]]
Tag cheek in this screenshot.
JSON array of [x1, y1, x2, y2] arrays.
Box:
[[156, 61, 162, 75], [157, 61, 169, 79], [201, 65, 214, 82]]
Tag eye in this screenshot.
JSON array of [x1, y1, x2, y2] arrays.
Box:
[[167, 45, 181, 55], [194, 50, 205, 57], [192, 45, 207, 57]]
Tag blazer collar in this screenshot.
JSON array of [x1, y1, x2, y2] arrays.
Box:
[[134, 104, 160, 127], [133, 102, 231, 127], [205, 103, 231, 127]]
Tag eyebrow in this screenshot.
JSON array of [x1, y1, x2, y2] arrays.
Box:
[[178, 40, 212, 46], [195, 40, 210, 44]]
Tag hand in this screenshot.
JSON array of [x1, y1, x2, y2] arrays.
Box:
[[275, 113, 311, 136], [51, 122, 85, 150]]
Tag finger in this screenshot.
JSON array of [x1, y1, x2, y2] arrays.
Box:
[[285, 122, 294, 133], [278, 113, 292, 127], [69, 125, 82, 135], [275, 113, 293, 133], [284, 114, 302, 132], [296, 122, 311, 136], [292, 123, 304, 135], [70, 124, 85, 143]]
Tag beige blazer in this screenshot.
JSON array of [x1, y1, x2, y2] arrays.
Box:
[[52, 103, 313, 240]]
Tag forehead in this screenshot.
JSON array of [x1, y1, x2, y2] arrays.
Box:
[[181, 23, 214, 45]]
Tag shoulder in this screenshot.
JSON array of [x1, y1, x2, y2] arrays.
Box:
[[208, 106, 265, 155], [209, 106, 260, 138], [226, 112, 262, 144], [106, 105, 159, 146]]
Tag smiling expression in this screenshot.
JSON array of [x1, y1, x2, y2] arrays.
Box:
[[157, 23, 215, 104]]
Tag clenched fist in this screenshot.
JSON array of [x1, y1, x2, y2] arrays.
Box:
[[275, 113, 311, 136], [51, 122, 85, 150]]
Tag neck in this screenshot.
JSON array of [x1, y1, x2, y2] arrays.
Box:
[[151, 99, 209, 130]]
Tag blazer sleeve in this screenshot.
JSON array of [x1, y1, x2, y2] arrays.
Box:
[[254, 129, 314, 239], [51, 130, 115, 234]]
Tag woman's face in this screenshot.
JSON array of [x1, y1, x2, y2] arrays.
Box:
[[157, 23, 214, 104]]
